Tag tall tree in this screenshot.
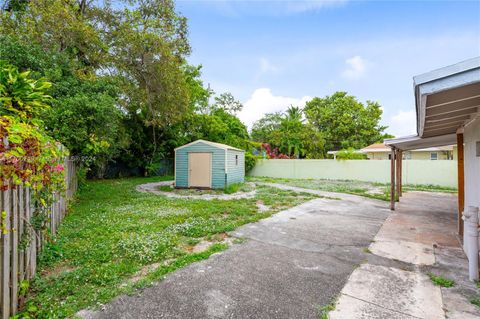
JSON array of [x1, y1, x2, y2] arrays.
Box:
[[213, 92, 243, 114], [0, 0, 195, 171], [101, 0, 191, 164], [251, 112, 283, 143], [304, 91, 388, 153]]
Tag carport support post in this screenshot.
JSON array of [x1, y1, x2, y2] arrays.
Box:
[[457, 132, 464, 236], [395, 149, 401, 201], [390, 147, 396, 210], [399, 150, 403, 196]]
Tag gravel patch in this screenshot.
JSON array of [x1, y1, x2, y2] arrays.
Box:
[[136, 181, 256, 200]]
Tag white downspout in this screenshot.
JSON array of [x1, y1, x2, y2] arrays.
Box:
[[464, 206, 479, 281]]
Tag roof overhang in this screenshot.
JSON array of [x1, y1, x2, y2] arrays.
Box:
[[386, 57, 480, 151], [385, 134, 457, 151], [416, 57, 480, 138]]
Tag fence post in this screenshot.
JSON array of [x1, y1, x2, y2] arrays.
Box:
[[11, 187, 18, 315], [2, 183, 11, 319]]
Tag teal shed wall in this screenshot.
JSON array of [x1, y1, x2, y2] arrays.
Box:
[[175, 141, 226, 189], [226, 149, 245, 185], [175, 141, 245, 189]]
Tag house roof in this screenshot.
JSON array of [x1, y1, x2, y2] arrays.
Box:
[[362, 142, 454, 153], [174, 139, 244, 152], [386, 57, 480, 151]]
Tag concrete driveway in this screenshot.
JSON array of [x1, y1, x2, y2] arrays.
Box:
[[83, 185, 392, 319]]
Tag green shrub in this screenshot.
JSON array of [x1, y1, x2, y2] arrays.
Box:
[[335, 148, 367, 160], [245, 151, 257, 173]]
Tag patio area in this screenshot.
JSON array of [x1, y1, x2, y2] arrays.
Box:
[[331, 191, 480, 319]]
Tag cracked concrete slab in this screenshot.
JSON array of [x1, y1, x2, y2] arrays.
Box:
[[330, 294, 418, 319], [370, 238, 436, 265], [330, 264, 444, 319], [332, 191, 480, 319]]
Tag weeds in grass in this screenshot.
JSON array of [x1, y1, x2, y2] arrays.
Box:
[[26, 177, 317, 318], [429, 273, 455, 287], [224, 183, 241, 194], [158, 185, 173, 192], [248, 176, 456, 201], [471, 297, 480, 308], [318, 299, 337, 319]]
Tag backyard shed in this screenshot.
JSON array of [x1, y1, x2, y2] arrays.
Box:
[[174, 140, 245, 189]]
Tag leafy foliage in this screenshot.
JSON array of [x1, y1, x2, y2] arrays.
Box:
[[252, 106, 324, 158], [304, 92, 390, 153], [0, 61, 65, 191], [0, 61, 66, 246], [0, 61, 51, 121], [335, 148, 367, 160]]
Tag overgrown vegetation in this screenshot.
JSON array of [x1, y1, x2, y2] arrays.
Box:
[[318, 299, 337, 319], [252, 92, 394, 159], [428, 273, 455, 288], [24, 176, 318, 318], [248, 177, 457, 201], [0, 0, 258, 178], [224, 182, 253, 194], [0, 61, 67, 242], [471, 297, 480, 309]]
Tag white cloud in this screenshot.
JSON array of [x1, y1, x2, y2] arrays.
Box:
[[239, 88, 311, 129], [388, 110, 417, 137], [256, 58, 279, 79], [342, 55, 368, 80]]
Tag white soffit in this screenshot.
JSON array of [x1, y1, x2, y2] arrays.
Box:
[[415, 57, 480, 138]]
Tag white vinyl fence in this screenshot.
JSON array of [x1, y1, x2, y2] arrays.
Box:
[[249, 159, 457, 188]]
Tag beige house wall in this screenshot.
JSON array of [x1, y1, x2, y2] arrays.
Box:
[[365, 150, 455, 160]]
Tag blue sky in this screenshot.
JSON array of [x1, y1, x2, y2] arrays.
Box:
[[176, 0, 480, 137]]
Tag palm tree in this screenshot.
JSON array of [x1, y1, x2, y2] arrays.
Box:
[[280, 106, 305, 158]]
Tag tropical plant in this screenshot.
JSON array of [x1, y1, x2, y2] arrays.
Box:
[[0, 62, 66, 241], [0, 61, 51, 121]]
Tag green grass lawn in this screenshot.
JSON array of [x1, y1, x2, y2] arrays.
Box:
[[247, 176, 457, 201], [25, 176, 318, 318]]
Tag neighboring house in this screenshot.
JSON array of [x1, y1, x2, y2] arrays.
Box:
[[174, 140, 245, 189], [385, 57, 480, 280], [361, 143, 455, 160]]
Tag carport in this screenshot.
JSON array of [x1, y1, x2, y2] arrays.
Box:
[[385, 57, 480, 280]]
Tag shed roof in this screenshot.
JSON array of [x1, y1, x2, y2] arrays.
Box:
[[174, 139, 244, 152]]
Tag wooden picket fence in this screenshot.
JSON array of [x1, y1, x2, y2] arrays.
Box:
[[0, 158, 77, 318]]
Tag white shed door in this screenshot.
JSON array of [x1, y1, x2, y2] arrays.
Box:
[[188, 153, 212, 188]]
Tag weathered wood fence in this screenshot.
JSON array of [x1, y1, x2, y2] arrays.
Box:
[[0, 158, 77, 318]]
